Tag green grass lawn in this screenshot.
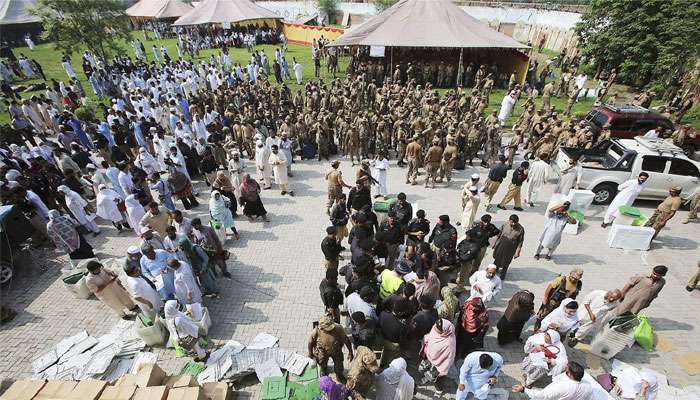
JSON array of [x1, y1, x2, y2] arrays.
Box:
[[3, 35, 698, 131]]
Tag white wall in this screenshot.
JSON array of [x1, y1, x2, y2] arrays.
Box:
[[460, 6, 581, 30]]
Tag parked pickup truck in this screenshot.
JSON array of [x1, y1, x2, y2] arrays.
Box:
[[552, 137, 700, 205]]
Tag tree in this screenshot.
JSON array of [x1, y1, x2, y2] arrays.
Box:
[[374, 0, 399, 12], [32, 0, 132, 61], [575, 0, 700, 88], [317, 0, 339, 25]]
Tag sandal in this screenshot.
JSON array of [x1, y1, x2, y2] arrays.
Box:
[[534, 254, 540, 260]]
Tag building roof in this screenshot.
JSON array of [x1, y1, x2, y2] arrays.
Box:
[[126, 0, 194, 19], [173, 0, 281, 26], [330, 0, 529, 49], [0, 0, 40, 25]]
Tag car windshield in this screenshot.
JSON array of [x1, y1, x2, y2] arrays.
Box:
[[598, 141, 629, 169], [586, 110, 610, 129]]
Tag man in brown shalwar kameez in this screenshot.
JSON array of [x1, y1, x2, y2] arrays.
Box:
[[84, 260, 137, 319], [491, 214, 525, 280], [615, 265, 666, 316]]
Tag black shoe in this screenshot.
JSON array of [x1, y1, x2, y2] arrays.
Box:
[[686, 286, 695, 292], [534, 254, 540, 260], [289, 191, 294, 197], [497, 205, 507, 210], [514, 207, 524, 211], [222, 272, 232, 280], [545, 255, 552, 260]]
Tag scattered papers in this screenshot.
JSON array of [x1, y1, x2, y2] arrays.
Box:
[[255, 359, 284, 381], [31, 320, 148, 382], [248, 332, 279, 350], [130, 351, 158, 374], [283, 354, 310, 376]]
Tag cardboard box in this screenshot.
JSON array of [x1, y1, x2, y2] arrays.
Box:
[[66, 380, 108, 400], [98, 384, 137, 400], [162, 375, 199, 389], [166, 387, 206, 400], [118, 364, 166, 388], [132, 386, 169, 400], [0, 380, 46, 400], [34, 380, 78, 400], [201, 383, 230, 400]]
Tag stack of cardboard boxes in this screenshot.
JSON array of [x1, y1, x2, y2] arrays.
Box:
[[0, 364, 230, 400]]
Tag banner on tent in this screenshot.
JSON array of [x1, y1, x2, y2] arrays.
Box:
[[369, 46, 385, 57]]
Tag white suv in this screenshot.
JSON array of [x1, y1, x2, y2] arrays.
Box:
[[553, 137, 700, 205]]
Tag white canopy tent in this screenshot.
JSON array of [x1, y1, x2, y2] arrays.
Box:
[[0, 0, 40, 26], [173, 0, 282, 26], [125, 0, 194, 20]]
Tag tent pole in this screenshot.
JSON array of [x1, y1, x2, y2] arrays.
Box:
[[390, 47, 393, 74]]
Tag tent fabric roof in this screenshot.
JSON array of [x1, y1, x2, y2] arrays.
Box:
[[0, 0, 40, 25], [173, 0, 281, 26], [126, 0, 193, 19], [330, 0, 529, 49]]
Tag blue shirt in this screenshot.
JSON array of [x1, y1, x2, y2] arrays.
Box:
[[139, 249, 172, 281], [457, 351, 503, 400]]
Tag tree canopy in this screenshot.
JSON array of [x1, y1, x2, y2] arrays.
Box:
[[373, 0, 399, 12], [32, 0, 132, 61], [575, 0, 700, 88]]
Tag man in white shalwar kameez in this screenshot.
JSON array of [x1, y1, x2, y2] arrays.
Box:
[[554, 158, 582, 195], [468, 264, 502, 305], [124, 262, 163, 319], [269, 144, 292, 195], [525, 154, 551, 207], [371, 152, 389, 198], [601, 172, 648, 228], [512, 361, 592, 400], [535, 202, 575, 260], [498, 91, 516, 125], [96, 184, 129, 231], [460, 185, 480, 232], [573, 289, 621, 342], [294, 59, 303, 84], [58, 185, 100, 235], [169, 258, 202, 307], [254, 140, 272, 189]]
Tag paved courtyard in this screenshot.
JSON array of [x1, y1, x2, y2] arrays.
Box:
[[1, 154, 699, 398]]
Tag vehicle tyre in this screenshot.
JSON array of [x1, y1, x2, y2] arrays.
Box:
[[592, 183, 617, 205], [0, 262, 13, 285]]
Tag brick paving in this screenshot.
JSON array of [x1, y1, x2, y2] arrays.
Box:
[[1, 156, 699, 399]]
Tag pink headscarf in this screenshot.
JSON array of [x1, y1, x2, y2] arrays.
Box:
[[421, 319, 457, 376]]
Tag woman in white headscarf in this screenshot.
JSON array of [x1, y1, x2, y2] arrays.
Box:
[[57, 185, 100, 235], [539, 298, 581, 337], [124, 193, 146, 234], [96, 184, 130, 232], [164, 300, 207, 361], [209, 190, 239, 240], [375, 357, 415, 400], [168, 143, 190, 179], [135, 147, 160, 176], [521, 329, 568, 387]]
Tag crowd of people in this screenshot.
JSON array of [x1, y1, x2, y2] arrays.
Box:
[[316, 159, 671, 399], [0, 27, 698, 400]]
